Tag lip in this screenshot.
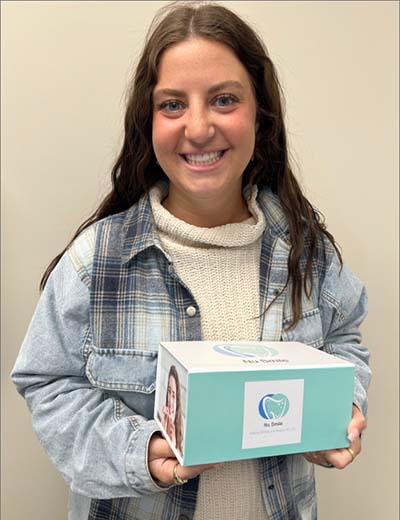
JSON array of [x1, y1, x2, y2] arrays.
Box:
[[180, 149, 227, 155], [178, 149, 228, 172]]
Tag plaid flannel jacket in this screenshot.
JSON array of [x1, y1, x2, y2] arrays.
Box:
[[11, 182, 371, 520]]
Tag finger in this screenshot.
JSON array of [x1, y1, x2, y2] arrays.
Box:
[[304, 450, 337, 468], [324, 449, 354, 469], [176, 462, 217, 480], [347, 406, 367, 441], [350, 434, 362, 456], [149, 435, 175, 460], [155, 459, 216, 485], [302, 452, 323, 466], [347, 429, 360, 443], [148, 457, 178, 485], [304, 444, 359, 469]]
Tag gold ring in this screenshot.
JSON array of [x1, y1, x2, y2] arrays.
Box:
[[172, 463, 188, 485], [346, 447, 356, 461]]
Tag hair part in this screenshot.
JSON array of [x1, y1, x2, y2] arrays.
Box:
[[40, 1, 342, 331]]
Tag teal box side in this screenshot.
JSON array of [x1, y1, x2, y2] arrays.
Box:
[[183, 367, 354, 466]]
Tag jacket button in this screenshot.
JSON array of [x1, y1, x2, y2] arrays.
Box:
[[186, 306, 197, 317], [273, 289, 280, 296], [268, 483, 275, 490]]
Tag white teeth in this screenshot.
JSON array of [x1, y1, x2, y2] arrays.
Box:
[[184, 150, 224, 165]]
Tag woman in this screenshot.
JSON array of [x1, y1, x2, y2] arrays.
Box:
[[11, 2, 371, 519], [161, 366, 184, 456]]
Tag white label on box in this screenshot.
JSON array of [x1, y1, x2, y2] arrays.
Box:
[[242, 379, 304, 449]]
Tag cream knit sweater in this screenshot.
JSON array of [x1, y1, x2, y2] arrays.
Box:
[[149, 183, 270, 520]]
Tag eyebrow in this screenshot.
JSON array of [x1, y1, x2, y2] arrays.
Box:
[[153, 80, 245, 99]]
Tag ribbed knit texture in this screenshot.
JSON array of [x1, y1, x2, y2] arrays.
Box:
[[149, 182, 269, 520]]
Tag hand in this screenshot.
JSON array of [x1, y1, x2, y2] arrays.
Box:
[[162, 405, 173, 436], [301, 404, 367, 469], [148, 433, 216, 486]]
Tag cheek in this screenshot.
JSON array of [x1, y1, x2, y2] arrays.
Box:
[[223, 111, 256, 146], [152, 114, 181, 152]]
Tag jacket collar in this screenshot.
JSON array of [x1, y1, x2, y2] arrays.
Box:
[[121, 180, 289, 265], [249, 183, 290, 242]]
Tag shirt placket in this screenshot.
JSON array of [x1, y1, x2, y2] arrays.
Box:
[[166, 262, 203, 342], [258, 233, 296, 517], [161, 262, 202, 520]]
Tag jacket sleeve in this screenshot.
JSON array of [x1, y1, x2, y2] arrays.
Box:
[[10, 252, 172, 499], [319, 251, 372, 419]]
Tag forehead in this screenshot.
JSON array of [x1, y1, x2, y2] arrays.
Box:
[[155, 37, 253, 92]]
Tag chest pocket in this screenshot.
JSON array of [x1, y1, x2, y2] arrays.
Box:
[[85, 346, 157, 419], [280, 280, 324, 349]]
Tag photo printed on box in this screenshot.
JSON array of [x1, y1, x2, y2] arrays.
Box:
[[156, 358, 187, 457]]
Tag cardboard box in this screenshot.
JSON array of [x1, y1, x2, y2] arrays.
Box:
[[154, 341, 354, 466]]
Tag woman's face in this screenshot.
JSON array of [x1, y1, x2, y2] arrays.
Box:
[[167, 375, 177, 420], [152, 37, 257, 213]]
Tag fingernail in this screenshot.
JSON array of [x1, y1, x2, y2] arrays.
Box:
[[347, 430, 359, 442]]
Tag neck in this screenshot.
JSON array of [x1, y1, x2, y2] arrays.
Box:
[[162, 188, 252, 228]]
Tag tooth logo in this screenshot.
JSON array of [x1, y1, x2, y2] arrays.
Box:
[[213, 344, 279, 359], [258, 393, 290, 420]]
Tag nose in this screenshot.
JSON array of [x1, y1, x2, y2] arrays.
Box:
[[184, 105, 215, 144]]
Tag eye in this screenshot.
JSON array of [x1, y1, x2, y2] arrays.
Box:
[[157, 100, 185, 113], [213, 94, 238, 108]]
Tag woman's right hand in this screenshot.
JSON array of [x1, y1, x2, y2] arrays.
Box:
[[148, 433, 216, 485]]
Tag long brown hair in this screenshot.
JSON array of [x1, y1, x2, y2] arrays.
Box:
[[40, 1, 342, 330]]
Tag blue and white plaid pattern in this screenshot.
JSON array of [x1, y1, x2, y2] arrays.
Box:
[[69, 181, 368, 519]]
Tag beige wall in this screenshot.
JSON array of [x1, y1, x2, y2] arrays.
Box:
[[2, 1, 398, 518]]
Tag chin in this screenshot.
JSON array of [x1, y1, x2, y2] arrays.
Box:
[[181, 173, 232, 190], [183, 184, 226, 199]]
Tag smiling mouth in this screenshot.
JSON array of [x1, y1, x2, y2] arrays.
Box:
[[180, 150, 227, 166]]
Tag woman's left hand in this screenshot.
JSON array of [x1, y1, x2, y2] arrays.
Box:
[[301, 404, 367, 469]]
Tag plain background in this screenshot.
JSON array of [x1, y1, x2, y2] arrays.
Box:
[[1, 1, 398, 518]]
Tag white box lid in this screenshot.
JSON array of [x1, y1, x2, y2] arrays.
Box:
[[159, 340, 354, 372]]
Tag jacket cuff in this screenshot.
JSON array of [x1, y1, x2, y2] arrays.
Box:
[[125, 419, 175, 495], [353, 378, 368, 419]]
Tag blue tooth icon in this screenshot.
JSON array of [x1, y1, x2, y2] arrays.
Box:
[[258, 393, 290, 420]]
